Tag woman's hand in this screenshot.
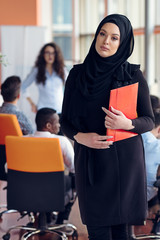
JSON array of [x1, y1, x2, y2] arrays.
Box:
[[30, 103, 37, 113], [102, 106, 134, 130], [27, 97, 37, 113], [74, 132, 113, 149]]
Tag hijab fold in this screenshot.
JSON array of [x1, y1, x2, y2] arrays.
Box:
[[77, 14, 137, 99], [67, 14, 140, 128]]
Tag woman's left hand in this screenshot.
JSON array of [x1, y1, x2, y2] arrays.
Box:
[[102, 106, 134, 130]]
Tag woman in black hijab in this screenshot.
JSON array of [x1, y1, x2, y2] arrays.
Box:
[[61, 14, 154, 240]]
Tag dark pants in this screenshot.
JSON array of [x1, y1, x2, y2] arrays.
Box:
[[87, 224, 134, 240]]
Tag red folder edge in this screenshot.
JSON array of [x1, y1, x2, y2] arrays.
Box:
[[107, 83, 138, 142]]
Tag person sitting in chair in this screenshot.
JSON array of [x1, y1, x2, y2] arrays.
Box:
[[142, 108, 160, 202], [26, 107, 75, 224], [150, 95, 160, 111], [133, 103, 160, 238], [0, 76, 33, 135]]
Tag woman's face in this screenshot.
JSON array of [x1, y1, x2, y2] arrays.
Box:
[[43, 46, 56, 64], [95, 22, 120, 58]]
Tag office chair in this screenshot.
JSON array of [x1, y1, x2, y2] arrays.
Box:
[[0, 113, 23, 217], [2, 136, 78, 240], [133, 180, 160, 239]]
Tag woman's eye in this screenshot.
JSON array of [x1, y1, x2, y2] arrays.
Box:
[[112, 37, 119, 41], [99, 32, 105, 36]]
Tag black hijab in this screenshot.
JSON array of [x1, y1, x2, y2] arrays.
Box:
[[66, 14, 140, 130], [77, 14, 136, 99]]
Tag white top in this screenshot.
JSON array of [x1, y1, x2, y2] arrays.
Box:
[[21, 67, 68, 113], [26, 131, 75, 173], [142, 132, 160, 201]]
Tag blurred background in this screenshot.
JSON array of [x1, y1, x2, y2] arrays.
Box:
[[0, 0, 159, 126]]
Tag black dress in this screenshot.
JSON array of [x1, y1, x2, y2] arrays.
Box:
[[61, 64, 154, 227]]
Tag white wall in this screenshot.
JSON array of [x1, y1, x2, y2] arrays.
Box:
[[0, 26, 46, 130]]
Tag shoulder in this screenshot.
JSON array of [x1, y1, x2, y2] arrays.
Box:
[[129, 65, 148, 88], [142, 132, 160, 147], [58, 135, 73, 149], [131, 65, 143, 79], [133, 69, 149, 93], [130, 63, 140, 72], [16, 110, 29, 122], [69, 63, 83, 76], [57, 134, 71, 144], [142, 132, 152, 141], [65, 63, 83, 87]]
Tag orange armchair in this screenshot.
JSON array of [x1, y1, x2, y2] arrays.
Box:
[[0, 114, 22, 218], [3, 136, 77, 240], [0, 113, 22, 180]]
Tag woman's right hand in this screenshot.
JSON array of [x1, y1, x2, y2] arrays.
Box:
[[74, 132, 113, 149], [31, 103, 37, 113], [27, 97, 37, 113]]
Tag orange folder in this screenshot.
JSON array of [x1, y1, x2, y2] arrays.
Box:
[[107, 82, 138, 142]]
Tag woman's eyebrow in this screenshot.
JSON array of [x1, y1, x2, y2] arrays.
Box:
[[100, 28, 120, 37]]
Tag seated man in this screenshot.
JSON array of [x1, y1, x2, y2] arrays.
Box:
[[150, 95, 160, 111], [0, 76, 33, 135], [27, 107, 75, 224], [142, 108, 160, 202], [133, 108, 160, 238]]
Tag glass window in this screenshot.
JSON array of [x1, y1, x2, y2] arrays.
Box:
[[126, 0, 144, 28], [80, 35, 93, 61], [129, 35, 145, 70], [155, 0, 160, 25], [98, 0, 105, 21], [52, 0, 72, 24], [155, 34, 160, 85], [80, 0, 104, 34], [108, 0, 145, 28], [79, 0, 106, 62], [52, 0, 73, 64], [53, 35, 72, 60]]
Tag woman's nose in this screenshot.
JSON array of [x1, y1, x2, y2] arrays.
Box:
[[104, 36, 109, 45]]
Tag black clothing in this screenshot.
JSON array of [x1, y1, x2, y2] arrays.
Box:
[[77, 14, 135, 99], [61, 14, 154, 228], [87, 224, 133, 240], [61, 65, 154, 226], [46, 174, 76, 224]]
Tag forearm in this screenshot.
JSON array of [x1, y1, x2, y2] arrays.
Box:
[[26, 97, 37, 113], [131, 117, 154, 134], [27, 97, 35, 106], [130, 70, 154, 134], [60, 116, 78, 141], [73, 132, 113, 149]]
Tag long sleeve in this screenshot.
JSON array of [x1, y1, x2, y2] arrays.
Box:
[[131, 70, 154, 134], [21, 67, 38, 94], [61, 68, 79, 140]]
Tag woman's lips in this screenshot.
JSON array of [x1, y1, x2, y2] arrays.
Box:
[[101, 46, 109, 51]]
